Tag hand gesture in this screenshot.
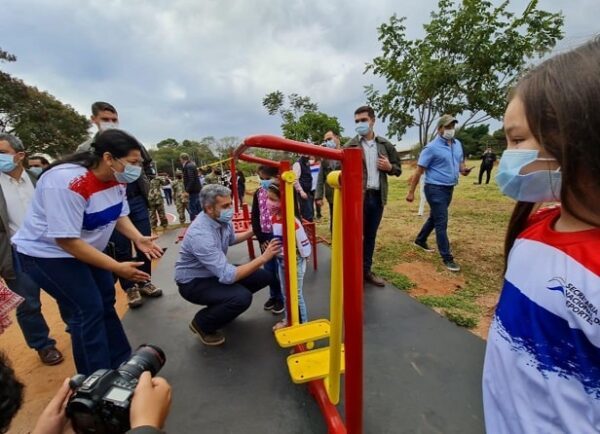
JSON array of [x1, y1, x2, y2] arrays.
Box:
[[315, 199, 323, 207], [130, 372, 172, 430], [134, 236, 163, 260], [299, 190, 308, 200], [31, 378, 72, 434], [406, 192, 415, 203], [114, 262, 150, 282], [261, 239, 281, 262], [377, 155, 392, 172]]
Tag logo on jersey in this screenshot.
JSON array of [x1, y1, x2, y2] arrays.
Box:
[[547, 277, 600, 326]]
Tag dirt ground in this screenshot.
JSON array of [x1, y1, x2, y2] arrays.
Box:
[[1, 286, 129, 434]]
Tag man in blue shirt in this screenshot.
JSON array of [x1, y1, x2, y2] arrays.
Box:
[[406, 115, 472, 272], [175, 184, 280, 346]]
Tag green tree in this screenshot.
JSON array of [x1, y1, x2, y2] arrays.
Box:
[[365, 0, 564, 147], [156, 138, 179, 148], [0, 72, 89, 155], [456, 124, 490, 157], [262, 91, 342, 142]]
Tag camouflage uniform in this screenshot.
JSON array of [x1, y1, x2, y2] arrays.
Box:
[[148, 177, 168, 230], [172, 177, 188, 224], [204, 171, 219, 185]]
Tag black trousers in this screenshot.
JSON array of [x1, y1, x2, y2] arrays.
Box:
[[478, 165, 493, 184], [177, 269, 274, 333]]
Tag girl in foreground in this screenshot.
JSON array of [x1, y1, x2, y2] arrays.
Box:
[[483, 38, 600, 432]]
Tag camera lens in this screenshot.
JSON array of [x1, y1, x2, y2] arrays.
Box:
[[118, 344, 166, 382]]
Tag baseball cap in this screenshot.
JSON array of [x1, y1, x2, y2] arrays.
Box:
[[437, 114, 458, 129]]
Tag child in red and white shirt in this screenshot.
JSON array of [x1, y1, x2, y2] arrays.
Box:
[[267, 183, 311, 330]]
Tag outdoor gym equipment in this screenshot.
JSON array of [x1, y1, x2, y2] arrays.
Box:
[[233, 135, 364, 434]]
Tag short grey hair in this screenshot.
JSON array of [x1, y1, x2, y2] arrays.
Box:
[[200, 184, 231, 210], [0, 133, 25, 152]]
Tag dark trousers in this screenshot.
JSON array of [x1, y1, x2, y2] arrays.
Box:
[[6, 248, 56, 350], [111, 195, 151, 291], [478, 165, 492, 184], [297, 191, 314, 222], [363, 190, 384, 274], [164, 188, 173, 205], [328, 200, 334, 233], [177, 268, 273, 333], [416, 184, 454, 262], [188, 193, 201, 221], [313, 191, 322, 218], [264, 257, 283, 302], [17, 253, 132, 375]]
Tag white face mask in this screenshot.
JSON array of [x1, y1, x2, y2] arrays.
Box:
[[99, 121, 119, 132], [442, 129, 455, 140]]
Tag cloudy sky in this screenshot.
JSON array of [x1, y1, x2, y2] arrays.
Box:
[[1, 0, 597, 149]]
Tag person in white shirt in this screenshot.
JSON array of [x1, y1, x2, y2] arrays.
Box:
[[0, 133, 63, 366]]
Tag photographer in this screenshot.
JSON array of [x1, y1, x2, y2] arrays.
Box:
[[0, 352, 171, 434]]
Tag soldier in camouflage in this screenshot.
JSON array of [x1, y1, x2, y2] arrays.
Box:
[[148, 175, 169, 231], [172, 172, 188, 224]]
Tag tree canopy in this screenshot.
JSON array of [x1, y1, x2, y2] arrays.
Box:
[[365, 0, 564, 147], [262, 91, 343, 143], [0, 47, 90, 156]]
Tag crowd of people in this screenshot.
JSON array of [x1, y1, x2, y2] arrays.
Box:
[[1, 38, 599, 433]]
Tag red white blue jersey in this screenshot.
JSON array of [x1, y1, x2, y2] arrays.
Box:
[[12, 164, 129, 258], [483, 207, 600, 433], [271, 216, 311, 259]]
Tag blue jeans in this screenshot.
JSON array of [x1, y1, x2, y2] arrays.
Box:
[[188, 193, 201, 221], [278, 257, 308, 323], [111, 195, 151, 291], [364, 190, 384, 274], [164, 188, 173, 205], [6, 248, 56, 350], [264, 257, 283, 302], [178, 268, 273, 333], [416, 184, 454, 262], [17, 253, 132, 375]]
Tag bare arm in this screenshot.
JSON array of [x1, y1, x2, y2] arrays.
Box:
[[408, 166, 425, 195], [115, 216, 163, 260]]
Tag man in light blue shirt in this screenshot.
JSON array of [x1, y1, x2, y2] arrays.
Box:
[[175, 184, 280, 346], [406, 115, 473, 272]]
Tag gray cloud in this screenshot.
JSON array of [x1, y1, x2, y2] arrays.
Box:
[[2, 0, 595, 150]]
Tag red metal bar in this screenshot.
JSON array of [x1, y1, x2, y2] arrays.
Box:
[[279, 161, 293, 324], [239, 153, 281, 168], [242, 203, 256, 259], [308, 380, 347, 434], [235, 135, 343, 161], [230, 157, 239, 212], [341, 148, 364, 434]]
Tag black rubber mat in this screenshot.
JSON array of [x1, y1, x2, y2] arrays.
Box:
[[122, 229, 485, 433]]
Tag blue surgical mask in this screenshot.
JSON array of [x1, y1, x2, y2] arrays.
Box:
[[218, 207, 234, 224], [355, 122, 370, 137], [325, 140, 337, 149], [0, 154, 16, 173], [29, 167, 43, 176], [495, 149, 561, 202], [260, 179, 272, 190], [113, 159, 142, 184]]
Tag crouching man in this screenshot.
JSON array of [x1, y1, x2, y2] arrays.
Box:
[[174, 184, 280, 346]]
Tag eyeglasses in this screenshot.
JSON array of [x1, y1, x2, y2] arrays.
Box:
[[355, 118, 370, 124]]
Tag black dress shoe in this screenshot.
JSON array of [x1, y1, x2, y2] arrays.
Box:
[[37, 347, 64, 365], [365, 272, 385, 287]]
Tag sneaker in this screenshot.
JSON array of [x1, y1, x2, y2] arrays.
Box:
[[272, 300, 285, 314], [414, 240, 435, 253], [189, 321, 225, 346], [444, 260, 461, 272], [272, 320, 287, 331], [263, 298, 276, 311], [126, 287, 144, 308], [139, 282, 163, 297]]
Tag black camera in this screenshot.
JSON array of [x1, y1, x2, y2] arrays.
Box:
[[66, 344, 166, 434]]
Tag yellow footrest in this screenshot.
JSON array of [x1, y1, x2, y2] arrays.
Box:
[[274, 319, 331, 348], [287, 345, 345, 384]]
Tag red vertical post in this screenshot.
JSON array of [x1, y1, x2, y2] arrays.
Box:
[[279, 161, 293, 324], [230, 157, 239, 212], [341, 148, 364, 434]]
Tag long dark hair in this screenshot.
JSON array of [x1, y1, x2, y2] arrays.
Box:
[[45, 129, 142, 173], [505, 37, 600, 264]]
